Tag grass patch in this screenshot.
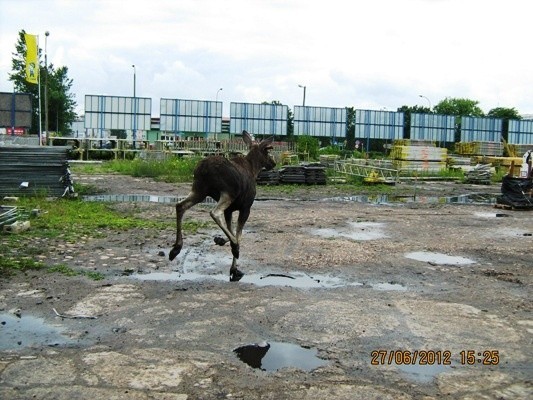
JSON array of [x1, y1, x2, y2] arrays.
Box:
[[47, 264, 105, 281], [0, 256, 46, 275], [99, 157, 201, 183], [22, 197, 169, 240], [0, 196, 173, 279], [47, 264, 79, 276], [182, 220, 212, 233], [0, 195, 208, 279]]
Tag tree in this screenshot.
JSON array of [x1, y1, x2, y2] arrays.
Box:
[[487, 107, 521, 120], [345, 107, 356, 150], [47, 65, 77, 135], [433, 98, 484, 142], [433, 97, 484, 117], [8, 30, 77, 136]]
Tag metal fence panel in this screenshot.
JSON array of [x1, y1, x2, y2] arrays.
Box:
[[354, 110, 403, 140], [294, 106, 346, 138], [411, 113, 455, 143], [160, 98, 222, 135], [230, 102, 288, 136], [84, 95, 152, 130], [508, 119, 533, 145], [0, 92, 32, 128], [460, 116, 502, 142]]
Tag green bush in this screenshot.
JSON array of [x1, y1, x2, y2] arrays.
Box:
[[297, 136, 320, 160]]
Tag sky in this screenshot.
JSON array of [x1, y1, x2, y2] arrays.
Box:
[[1, 0, 532, 118]]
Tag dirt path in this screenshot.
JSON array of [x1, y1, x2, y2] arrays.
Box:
[[1, 174, 531, 399]]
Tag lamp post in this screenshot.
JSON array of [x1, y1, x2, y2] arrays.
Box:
[[214, 88, 223, 140], [419, 94, 432, 110], [298, 84, 306, 107], [44, 31, 49, 143], [132, 64, 136, 147], [132, 64, 136, 97]]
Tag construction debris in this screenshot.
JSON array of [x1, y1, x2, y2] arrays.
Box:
[[257, 164, 327, 185], [455, 141, 503, 157], [390, 143, 447, 173], [0, 205, 31, 233], [464, 164, 493, 184], [0, 146, 74, 198]]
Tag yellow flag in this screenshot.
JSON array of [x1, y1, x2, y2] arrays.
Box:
[[24, 33, 39, 84]]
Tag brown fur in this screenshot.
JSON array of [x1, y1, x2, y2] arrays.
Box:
[[169, 131, 275, 281]]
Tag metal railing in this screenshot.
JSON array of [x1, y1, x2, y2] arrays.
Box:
[[333, 159, 399, 183]]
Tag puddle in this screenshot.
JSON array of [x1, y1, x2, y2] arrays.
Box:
[[310, 221, 387, 241], [398, 363, 452, 384], [0, 313, 73, 350], [371, 282, 407, 291], [83, 193, 497, 206], [234, 341, 328, 372], [405, 251, 476, 265], [83, 194, 216, 204], [132, 270, 364, 289], [329, 193, 497, 205], [132, 270, 407, 291]]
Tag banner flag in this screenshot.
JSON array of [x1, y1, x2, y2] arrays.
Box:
[[24, 33, 39, 84]]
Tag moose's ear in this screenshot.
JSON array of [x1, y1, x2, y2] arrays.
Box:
[[260, 136, 274, 150], [242, 130, 253, 147]]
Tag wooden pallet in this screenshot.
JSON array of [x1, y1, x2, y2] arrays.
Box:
[[494, 203, 533, 211]]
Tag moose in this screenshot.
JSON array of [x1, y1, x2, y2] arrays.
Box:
[[169, 131, 276, 281]]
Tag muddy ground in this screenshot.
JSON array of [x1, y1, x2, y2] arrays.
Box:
[[0, 173, 532, 399]]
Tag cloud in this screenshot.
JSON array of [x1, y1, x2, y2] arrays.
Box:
[[1, 0, 532, 118]]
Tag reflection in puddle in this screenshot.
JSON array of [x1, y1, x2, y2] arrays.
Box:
[[234, 341, 328, 372], [405, 251, 475, 265], [310, 221, 387, 241], [0, 313, 72, 350], [398, 363, 452, 384]]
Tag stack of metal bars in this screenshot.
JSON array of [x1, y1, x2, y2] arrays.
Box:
[[0, 205, 18, 229], [0, 146, 72, 197]]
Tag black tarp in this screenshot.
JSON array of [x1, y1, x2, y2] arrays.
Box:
[[497, 175, 533, 209]]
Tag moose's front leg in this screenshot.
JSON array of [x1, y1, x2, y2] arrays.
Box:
[[170, 192, 202, 261], [228, 208, 250, 281], [229, 257, 244, 282]]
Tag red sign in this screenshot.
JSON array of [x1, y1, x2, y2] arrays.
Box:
[[6, 127, 25, 135]]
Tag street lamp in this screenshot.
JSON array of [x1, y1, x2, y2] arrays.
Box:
[[298, 84, 306, 107], [44, 31, 49, 142], [132, 64, 137, 147], [216, 87, 223, 102], [132, 64, 136, 98], [419, 94, 432, 110]]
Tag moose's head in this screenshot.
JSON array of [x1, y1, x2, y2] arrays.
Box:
[[242, 130, 276, 172]]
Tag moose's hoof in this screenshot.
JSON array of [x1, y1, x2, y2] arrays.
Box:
[[214, 236, 227, 246], [169, 246, 182, 261], [230, 268, 244, 282], [230, 242, 240, 259]]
